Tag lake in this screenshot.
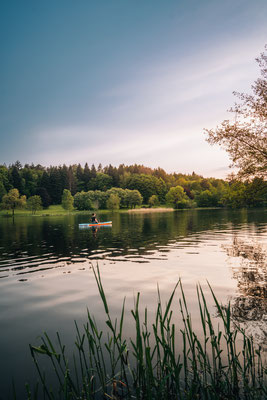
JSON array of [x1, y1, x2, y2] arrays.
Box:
[[0, 209, 266, 398]]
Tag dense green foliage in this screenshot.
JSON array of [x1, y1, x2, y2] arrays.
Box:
[[166, 185, 191, 209], [106, 193, 120, 210], [148, 194, 160, 207], [61, 189, 74, 212], [27, 195, 43, 214], [0, 162, 266, 210], [1, 188, 26, 216], [73, 188, 143, 210], [26, 267, 266, 399]]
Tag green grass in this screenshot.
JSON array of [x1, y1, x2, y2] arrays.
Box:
[[0, 205, 224, 218], [0, 205, 175, 217], [0, 204, 63, 216], [0, 205, 114, 217], [22, 266, 266, 399]]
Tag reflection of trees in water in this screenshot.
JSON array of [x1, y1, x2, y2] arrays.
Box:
[[223, 237, 267, 346], [231, 296, 266, 322], [0, 210, 220, 260], [225, 237, 266, 299], [1, 210, 266, 282]]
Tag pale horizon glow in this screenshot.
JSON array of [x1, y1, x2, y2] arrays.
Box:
[[1, 0, 266, 178]]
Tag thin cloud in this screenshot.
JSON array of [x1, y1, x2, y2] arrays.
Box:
[[101, 36, 264, 124]]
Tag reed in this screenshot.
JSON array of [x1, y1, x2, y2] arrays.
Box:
[[26, 266, 266, 399]]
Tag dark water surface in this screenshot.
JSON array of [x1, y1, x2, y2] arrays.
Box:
[[0, 209, 266, 398]]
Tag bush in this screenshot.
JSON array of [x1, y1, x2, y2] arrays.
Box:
[[74, 191, 93, 210], [148, 194, 160, 207], [61, 189, 74, 211], [106, 194, 120, 210], [1, 188, 26, 216], [166, 186, 190, 209], [125, 189, 143, 208], [27, 195, 43, 214]]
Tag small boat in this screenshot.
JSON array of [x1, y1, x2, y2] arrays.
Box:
[[79, 221, 112, 228]]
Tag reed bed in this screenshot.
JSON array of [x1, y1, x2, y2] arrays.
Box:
[[25, 266, 266, 399]]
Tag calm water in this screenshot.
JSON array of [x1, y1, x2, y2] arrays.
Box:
[[0, 209, 266, 398]]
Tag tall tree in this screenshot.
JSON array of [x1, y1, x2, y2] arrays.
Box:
[[27, 195, 43, 214], [244, 178, 267, 207], [49, 167, 62, 204], [0, 165, 12, 192], [0, 182, 6, 202], [76, 164, 84, 192], [68, 166, 77, 195], [105, 164, 119, 186], [95, 173, 112, 191], [21, 167, 38, 197], [106, 193, 120, 210], [11, 166, 24, 193], [148, 194, 160, 207], [205, 46, 267, 179], [166, 186, 189, 209], [61, 189, 74, 211], [40, 170, 50, 191], [83, 163, 91, 190], [60, 165, 69, 190], [125, 189, 143, 208], [125, 174, 164, 203], [36, 187, 51, 208], [91, 164, 97, 178], [1, 189, 26, 216]]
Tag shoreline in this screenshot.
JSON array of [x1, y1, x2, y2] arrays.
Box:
[[1, 206, 265, 218], [128, 207, 174, 213]]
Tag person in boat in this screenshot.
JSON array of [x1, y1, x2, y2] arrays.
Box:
[[91, 213, 98, 224]]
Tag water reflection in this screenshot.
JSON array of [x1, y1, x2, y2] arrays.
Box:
[[224, 236, 267, 346], [0, 209, 267, 398], [226, 237, 266, 298], [0, 210, 266, 280]]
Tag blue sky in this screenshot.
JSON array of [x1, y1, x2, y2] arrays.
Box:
[[1, 0, 266, 177]]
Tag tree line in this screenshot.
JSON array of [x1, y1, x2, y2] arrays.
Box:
[[0, 161, 266, 211]]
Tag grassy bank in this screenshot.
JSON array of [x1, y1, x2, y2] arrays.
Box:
[[0, 205, 112, 217], [23, 266, 266, 399], [0, 205, 227, 217], [1, 205, 175, 217], [127, 206, 174, 213]]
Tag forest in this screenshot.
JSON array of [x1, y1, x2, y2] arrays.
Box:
[[0, 161, 266, 211]]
